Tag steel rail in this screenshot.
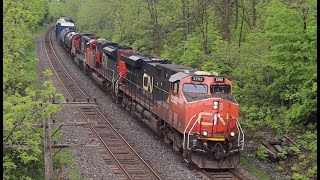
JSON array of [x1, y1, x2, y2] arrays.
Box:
[[44, 27, 89, 101], [77, 106, 133, 180], [92, 105, 161, 179], [229, 169, 246, 180], [202, 169, 246, 180]]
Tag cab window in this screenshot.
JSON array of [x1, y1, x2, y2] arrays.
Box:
[[183, 84, 208, 94], [210, 85, 231, 94], [173, 82, 179, 93], [171, 82, 179, 94]]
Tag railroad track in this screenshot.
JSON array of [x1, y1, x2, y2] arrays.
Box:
[[44, 27, 161, 180], [202, 169, 245, 180], [44, 27, 88, 102]]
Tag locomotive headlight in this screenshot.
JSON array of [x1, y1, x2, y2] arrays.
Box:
[[230, 132, 235, 137], [213, 101, 218, 110], [202, 131, 208, 136]]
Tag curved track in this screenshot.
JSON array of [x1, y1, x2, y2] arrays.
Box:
[[43, 28, 88, 102], [44, 27, 161, 180]]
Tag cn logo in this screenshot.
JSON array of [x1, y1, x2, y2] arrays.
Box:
[[143, 73, 154, 93]]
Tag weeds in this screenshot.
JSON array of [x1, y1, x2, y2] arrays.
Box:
[[240, 157, 270, 180], [256, 145, 268, 160]]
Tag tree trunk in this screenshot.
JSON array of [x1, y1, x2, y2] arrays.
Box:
[[193, 0, 208, 53], [252, 0, 256, 27], [222, 0, 233, 43], [187, 0, 190, 40], [301, 0, 308, 63], [235, 0, 239, 30], [147, 0, 161, 55], [226, 0, 229, 43], [204, 0, 208, 54], [182, 0, 186, 40], [239, 0, 245, 48], [182, 0, 190, 41]]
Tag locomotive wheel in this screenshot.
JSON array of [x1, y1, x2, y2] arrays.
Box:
[[164, 134, 172, 144], [182, 149, 193, 166], [173, 140, 181, 152], [105, 82, 111, 92], [86, 67, 91, 76], [183, 149, 188, 158], [125, 101, 131, 111]]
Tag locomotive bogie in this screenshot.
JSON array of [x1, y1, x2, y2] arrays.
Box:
[[190, 151, 240, 169], [120, 94, 162, 135], [91, 72, 106, 87]]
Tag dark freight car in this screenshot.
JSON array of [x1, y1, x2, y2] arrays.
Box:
[[59, 28, 74, 45], [64, 32, 76, 50]]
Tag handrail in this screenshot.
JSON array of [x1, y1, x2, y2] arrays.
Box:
[[183, 114, 197, 149], [237, 118, 245, 150], [187, 116, 201, 150], [185, 112, 213, 150], [114, 73, 123, 96], [230, 116, 244, 152]]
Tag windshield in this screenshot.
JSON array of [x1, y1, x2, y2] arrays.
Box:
[[210, 85, 231, 94], [183, 83, 208, 94]]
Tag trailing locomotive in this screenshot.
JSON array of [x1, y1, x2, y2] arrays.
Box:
[[55, 17, 75, 39], [56, 18, 244, 169]]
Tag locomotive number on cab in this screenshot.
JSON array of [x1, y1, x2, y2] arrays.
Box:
[[192, 76, 204, 82]]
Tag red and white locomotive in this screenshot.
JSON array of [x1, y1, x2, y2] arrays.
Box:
[[57, 18, 244, 169]]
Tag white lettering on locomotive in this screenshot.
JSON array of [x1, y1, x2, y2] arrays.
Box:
[[143, 73, 153, 93], [171, 95, 178, 104], [102, 53, 107, 65]]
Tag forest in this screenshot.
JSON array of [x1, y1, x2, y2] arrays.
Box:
[[3, 0, 64, 179], [4, 0, 317, 179]]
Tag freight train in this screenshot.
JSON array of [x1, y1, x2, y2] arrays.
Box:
[[55, 17, 244, 169]]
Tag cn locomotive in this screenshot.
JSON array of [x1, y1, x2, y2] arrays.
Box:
[[55, 17, 244, 169]]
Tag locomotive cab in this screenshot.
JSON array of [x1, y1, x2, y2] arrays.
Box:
[[168, 71, 244, 169], [94, 39, 118, 68], [85, 39, 98, 68], [71, 33, 96, 67]]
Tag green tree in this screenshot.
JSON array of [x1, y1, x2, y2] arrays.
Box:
[[264, 0, 317, 130], [3, 0, 64, 179]]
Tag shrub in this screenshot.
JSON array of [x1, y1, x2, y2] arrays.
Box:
[[292, 173, 308, 180], [256, 145, 268, 160]]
